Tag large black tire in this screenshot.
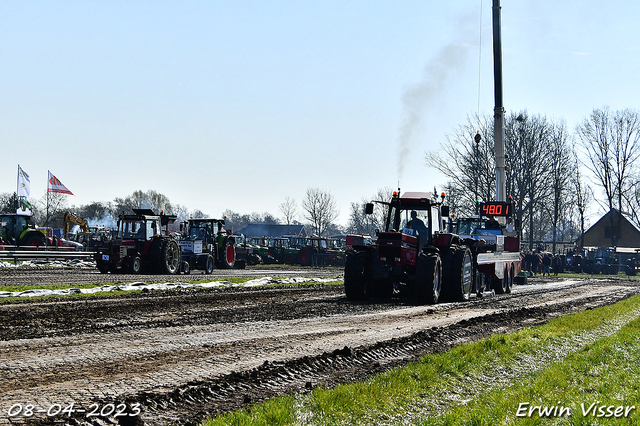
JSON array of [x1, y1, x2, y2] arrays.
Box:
[[155, 239, 181, 275], [344, 251, 370, 300], [494, 265, 512, 294], [298, 248, 313, 266], [129, 255, 142, 274], [415, 252, 442, 305], [216, 238, 236, 269], [21, 232, 46, 247], [447, 247, 473, 302], [205, 254, 215, 274]]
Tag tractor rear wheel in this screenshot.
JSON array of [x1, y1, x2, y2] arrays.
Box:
[[155, 239, 181, 275], [414, 252, 442, 305], [298, 249, 313, 266], [447, 248, 473, 302], [344, 251, 370, 300], [22, 233, 46, 247], [215, 238, 235, 269]]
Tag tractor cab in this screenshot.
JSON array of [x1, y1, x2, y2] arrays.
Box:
[[367, 191, 448, 252]]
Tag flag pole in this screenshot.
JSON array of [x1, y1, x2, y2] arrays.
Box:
[[16, 165, 19, 213], [46, 171, 50, 227]]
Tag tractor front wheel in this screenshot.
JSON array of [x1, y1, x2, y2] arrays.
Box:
[[415, 252, 442, 305], [130, 256, 142, 274], [447, 248, 473, 301], [205, 255, 215, 274]]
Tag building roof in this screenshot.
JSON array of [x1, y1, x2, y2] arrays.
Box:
[[581, 209, 640, 248]]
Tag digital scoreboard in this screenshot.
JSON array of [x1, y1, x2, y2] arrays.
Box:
[[479, 201, 513, 217]]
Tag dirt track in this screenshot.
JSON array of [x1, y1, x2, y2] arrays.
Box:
[[1, 268, 639, 425]]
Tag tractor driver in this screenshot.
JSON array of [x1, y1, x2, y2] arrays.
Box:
[[408, 211, 428, 248], [485, 216, 500, 229]]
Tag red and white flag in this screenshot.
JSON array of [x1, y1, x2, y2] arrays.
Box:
[[48, 171, 74, 195]]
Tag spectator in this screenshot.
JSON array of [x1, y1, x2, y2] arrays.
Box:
[[542, 253, 552, 277], [552, 254, 561, 276]]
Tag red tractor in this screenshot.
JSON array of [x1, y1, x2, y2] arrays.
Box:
[[94, 209, 181, 274], [344, 191, 520, 304]]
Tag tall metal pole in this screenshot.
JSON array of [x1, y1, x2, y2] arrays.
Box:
[[492, 0, 506, 202]]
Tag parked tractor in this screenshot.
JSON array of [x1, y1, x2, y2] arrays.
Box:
[[0, 214, 46, 247], [297, 236, 345, 266], [267, 237, 298, 264], [233, 234, 263, 266], [178, 218, 243, 273], [344, 191, 521, 304], [94, 209, 181, 274]]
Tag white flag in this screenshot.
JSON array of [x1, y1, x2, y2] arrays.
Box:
[[47, 171, 74, 195], [17, 165, 32, 215]]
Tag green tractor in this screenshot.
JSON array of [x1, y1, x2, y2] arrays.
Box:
[[0, 214, 47, 247], [267, 237, 300, 264], [178, 218, 244, 273]]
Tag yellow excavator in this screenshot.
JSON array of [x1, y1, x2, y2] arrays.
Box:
[[63, 211, 90, 239]]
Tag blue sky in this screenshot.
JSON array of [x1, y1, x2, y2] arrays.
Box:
[[2, 1, 639, 225]]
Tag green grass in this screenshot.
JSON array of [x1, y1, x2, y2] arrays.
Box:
[[0, 277, 343, 304], [203, 294, 640, 426]]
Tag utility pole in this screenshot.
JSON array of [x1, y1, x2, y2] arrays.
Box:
[[492, 0, 506, 202]]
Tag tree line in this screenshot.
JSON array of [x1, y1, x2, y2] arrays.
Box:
[[345, 106, 640, 253], [427, 106, 640, 252], [4, 106, 638, 244], [0, 187, 345, 237]]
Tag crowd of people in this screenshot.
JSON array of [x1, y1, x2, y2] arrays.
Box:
[[523, 250, 563, 277]]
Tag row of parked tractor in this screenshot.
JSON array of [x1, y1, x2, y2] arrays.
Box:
[[92, 209, 354, 275], [233, 234, 354, 267], [1, 208, 358, 273]]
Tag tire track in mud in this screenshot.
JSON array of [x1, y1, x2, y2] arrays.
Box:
[[116, 284, 640, 426], [0, 273, 638, 426]]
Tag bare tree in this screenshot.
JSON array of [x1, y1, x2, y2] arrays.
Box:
[[279, 197, 297, 225], [111, 190, 174, 217], [429, 111, 558, 250], [577, 107, 640, 246], [547, 120, 575, 253], [0, 192, 17, 214], [571, 156, 593, 249], [425, 113, 495, 214], [346, 187, 393, 235], [33, 190, 70, 228], [505, 112, 555, 250], [301, 187, 339, 236], [577, 107, 640, 212], [623, 173, 640, 226]]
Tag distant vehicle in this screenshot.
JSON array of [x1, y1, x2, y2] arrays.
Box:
[[95, 209, 180, 274], [178, 218, 244, 273], [0, 214, 46, 247]]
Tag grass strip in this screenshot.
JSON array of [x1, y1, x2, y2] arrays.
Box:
[[0, 278, 343, 304], [203, 294, 640, 426]]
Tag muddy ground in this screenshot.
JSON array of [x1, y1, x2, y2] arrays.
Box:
[[1, 267, 638, 425]]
